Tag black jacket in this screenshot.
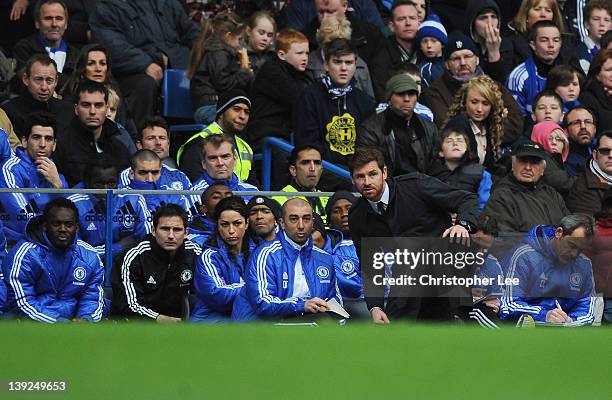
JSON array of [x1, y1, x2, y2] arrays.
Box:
[[579, 79, 612, 134], [111, 235, 202, 319], [54, 117, 132, 186], [90, 0, 200, 75], [303, 12, 384, 66], [370, 35, 417, 102], [0, 92, 73, 139], [420, 69, 523, 146], [349, 173, 480, 311], [12, 33, 79, 90], [429, 158, 485, 195], [293, 79, 376, 166], [356, 108, 440, 176], [462, 0, 514, 84], [189, 42, 253, 110], [247, 56, 312, 147], [484, 174, 569, 233]]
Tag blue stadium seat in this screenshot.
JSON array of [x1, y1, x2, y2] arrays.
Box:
[[162, 69, 205, 135], [163, 69, 193, 119]]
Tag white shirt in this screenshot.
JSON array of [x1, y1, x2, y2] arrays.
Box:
[[367, 182, 390, 214], [470, 119, 488, 165], [284, 232, 311, 299]]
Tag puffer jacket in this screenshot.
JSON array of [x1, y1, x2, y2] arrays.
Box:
[[1, 216, 105, 322]]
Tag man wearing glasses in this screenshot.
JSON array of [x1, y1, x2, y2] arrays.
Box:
[[420, 31, 523, 144], [564, 106, 598, 177], [566, 130, 612, 215]]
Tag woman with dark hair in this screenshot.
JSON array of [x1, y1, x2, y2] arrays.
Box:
[[191, 196, 255, 322], [579, 48, 612, 133], [60, 43, 137, 141]]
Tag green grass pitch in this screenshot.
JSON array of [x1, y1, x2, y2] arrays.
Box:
[[1, 322, 610, 399]]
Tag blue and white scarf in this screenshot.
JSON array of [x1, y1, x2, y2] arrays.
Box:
[[37, 34, 68, 73], [322, 76, 353, 100]]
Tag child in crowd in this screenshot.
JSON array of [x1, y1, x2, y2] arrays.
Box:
[[530, 120, 574, 194], [546, 65, 582, 112], [245, 11, 276, 76], [248, 28, 313, 189], [429, 128, 492, 209], [187, 11, 253, 125], [526, 90, 565, 135], [575, 0, 612, 75], [106, 88, 137, 154], [248, 28, 312, 147], [415, 14, 447, 89]]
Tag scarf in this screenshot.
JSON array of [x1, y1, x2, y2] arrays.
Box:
[[590, 158, 612, 184], [37, 34, 68, 73], [452, 66, 484, 82], [322, 76, 353, 100]]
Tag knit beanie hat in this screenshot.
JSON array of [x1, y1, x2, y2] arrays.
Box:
[[416, 14, 448, 47]]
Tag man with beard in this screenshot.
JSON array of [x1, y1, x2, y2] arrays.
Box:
[[177, 89, 255, 184], [564, 106, 598, 177], [0, 111, 68, 243], [247, 195, 281, 243]]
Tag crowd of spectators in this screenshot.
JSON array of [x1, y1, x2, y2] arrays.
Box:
[[0, 0, 611, 326]]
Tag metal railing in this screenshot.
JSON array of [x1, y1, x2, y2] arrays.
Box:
[[0, 188, 340, 285], [261, 137, 351, 190]]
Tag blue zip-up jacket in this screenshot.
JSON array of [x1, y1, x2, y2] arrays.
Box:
[[473, 254, 504, 298], [0, 147, 69, 242], [0, 218, 6, 313], [232, 231, 342, 321], [190, 172, 259, 207], [506, 57, 547, 115], [186, 215, 216, 247], [1, 216, 105, 322], [67, 193, 152, 258], [500, 225, 596, 326], [0, 128, 13, 164], [126, 179, 192, 217], [0, 269, 6, 315], [419, 57, 445, 89], [119, 163, 192, 191], [191, 238, 251, 322], [323, 230, 362, 299]]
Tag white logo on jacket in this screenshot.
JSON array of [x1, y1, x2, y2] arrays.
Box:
[[317, 266, 330, 283], [73, 267, 87, 281]]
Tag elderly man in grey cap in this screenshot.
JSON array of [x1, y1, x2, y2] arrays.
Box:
[[356, 74, 440, 176]]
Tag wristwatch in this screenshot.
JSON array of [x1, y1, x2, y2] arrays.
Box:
[[457, 219, 476, 234]]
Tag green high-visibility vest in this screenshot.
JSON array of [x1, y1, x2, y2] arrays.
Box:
[[177, 122, 253, 182], [272, 184, 329, 222]]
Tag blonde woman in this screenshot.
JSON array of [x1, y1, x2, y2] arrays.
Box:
[[443, 75, 505, 171], [306, 15, 374, 99]]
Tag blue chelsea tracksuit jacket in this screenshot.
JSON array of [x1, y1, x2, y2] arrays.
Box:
[[500, 225, 595, 326], [1, 217, 105, 322], [0, 147, 68, 242], [323, 230, 362, 299], [191, 238, 253, 322], [68, 193, 152, 258], [190, 172, 259, 208], [232, 231, 342, 321], [119, 163, 191, 191]]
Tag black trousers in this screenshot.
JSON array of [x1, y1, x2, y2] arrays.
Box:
[[116, 73, 159, 127]]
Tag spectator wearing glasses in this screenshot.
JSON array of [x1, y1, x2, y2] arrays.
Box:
[[566, 130, 612, 216], [564, 106, 597, 177]]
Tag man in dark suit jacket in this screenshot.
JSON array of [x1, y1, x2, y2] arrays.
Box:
[[348, 147, 480, 324]]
